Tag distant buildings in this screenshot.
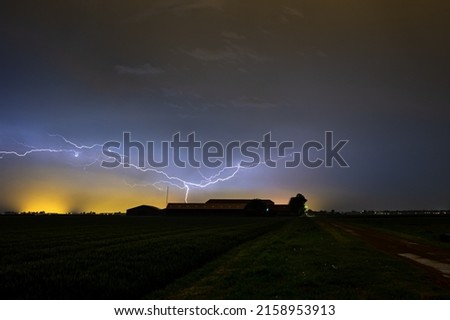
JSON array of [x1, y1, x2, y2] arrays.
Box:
[[126, 195, 306, 216], [126, 205, 160, 216], [165, 199, 275, 216], [167, 199, 274, 210]]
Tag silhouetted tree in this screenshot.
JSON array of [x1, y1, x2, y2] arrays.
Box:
[[288, 193, 307, 215]]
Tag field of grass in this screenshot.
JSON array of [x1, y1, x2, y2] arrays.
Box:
[[0, 215, 449, 299], [0, 216, 285, 299]]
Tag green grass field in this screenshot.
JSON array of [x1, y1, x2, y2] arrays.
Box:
[[0, 216, 285, 299], [0, 215, 449, 299]]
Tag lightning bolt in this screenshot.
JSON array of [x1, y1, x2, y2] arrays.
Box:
[[122, 161, 244, 203], [0, 135, 101, 159], [0, 133, 273, 203], [0, 132, 299, 205], [0, 147, 78, 158]]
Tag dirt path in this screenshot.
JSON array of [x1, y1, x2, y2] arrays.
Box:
[[326, 220, 450, 287]]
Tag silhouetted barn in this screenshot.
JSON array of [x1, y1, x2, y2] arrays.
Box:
[[166, 202, 236, 216], [206, 199, 274, 210], [126, 205, 161, 216], [243, 199, 275, 215], [166, 203, 209, 210], [271, 204, 293, 215], [165, 199, 274, 216], [127, 194, 307, 217]]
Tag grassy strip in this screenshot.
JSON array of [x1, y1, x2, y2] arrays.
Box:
[[150, 218, 450, 299]]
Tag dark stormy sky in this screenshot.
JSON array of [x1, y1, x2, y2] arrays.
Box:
[[0, 0, 449, 212]]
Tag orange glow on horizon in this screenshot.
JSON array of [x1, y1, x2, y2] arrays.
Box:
[[7, 165, 319, 213], [20, 196, 70, 213]]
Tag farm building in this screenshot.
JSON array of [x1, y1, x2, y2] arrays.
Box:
[[165, 199, 275, 216], [206, 199, 274, 210], [167, 199, 274, 210], [126, 205, 161, 216], [127, 194, 306, 217]]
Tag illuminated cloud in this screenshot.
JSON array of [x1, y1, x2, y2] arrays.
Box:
[[231, 96, 277, 110], [186, 45, 265, 62], [115, 64, 164, 75], [151, 0, 224, 14], [130, 0, 224, 20], [222, 32, 246, 40], [282, 6, 304, 18], [173, 0, 224, 12], [186, 48, 239, 62]]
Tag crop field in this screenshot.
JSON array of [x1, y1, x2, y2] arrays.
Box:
[[0, 216, 287, 299], [0, 215, 449, 299]]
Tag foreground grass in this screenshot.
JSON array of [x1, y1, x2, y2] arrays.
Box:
[[1, 216, 448, 299], [150, 218, 450, 299], [0, 216, 286, 299]]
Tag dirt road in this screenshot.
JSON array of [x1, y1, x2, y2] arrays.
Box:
[[324, 220, 450, 287]]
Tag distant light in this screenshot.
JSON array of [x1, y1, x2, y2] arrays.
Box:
[[74, 152, 79, 158]]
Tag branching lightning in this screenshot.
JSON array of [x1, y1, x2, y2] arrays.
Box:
[[0, 133, 270, 203], [0, 135, 101, 159], [123, 160, 244, 203]]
